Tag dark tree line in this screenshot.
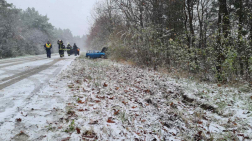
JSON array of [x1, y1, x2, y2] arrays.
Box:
[[86, 0, 252, 82], [0, 0, 85, 58]]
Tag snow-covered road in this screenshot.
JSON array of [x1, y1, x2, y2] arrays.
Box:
[[0, 54, 76, 140]]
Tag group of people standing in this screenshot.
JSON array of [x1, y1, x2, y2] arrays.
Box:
[[44, 40, 80, 58], [66, 42, 80, 57]]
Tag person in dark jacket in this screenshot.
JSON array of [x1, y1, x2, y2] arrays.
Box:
[[77, 47, 80, 55], [44, 41, 52, 58], [73, 43, 78, 56], [57, 40, 65, 57], [66, 43, 72, 56]]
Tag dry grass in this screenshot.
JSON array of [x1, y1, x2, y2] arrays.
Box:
[[119, 60, 136, 66]]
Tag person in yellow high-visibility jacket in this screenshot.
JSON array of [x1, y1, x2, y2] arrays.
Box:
[[44, 41, 52, 58]]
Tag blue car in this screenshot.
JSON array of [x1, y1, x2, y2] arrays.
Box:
[[86, 50, 105, 59]]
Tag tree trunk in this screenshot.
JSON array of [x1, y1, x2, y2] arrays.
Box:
[[216, 0, 230, 81], [248, 0, 252, 79], [237, 0, 244, 76]]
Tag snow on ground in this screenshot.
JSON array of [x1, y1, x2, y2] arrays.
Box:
[[0, 59, 53, 80], [0, 54, 46, 63], [0, 55, 251, 140], [0, 55, 76, 140], [33, 57, 251, 141], [0, 54, 58, 79]]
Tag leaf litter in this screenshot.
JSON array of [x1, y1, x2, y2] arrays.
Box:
[[42, 57, 252, 141]]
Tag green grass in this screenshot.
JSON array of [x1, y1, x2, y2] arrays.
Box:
[[64, 120, 75, 133], [217, 101, 227, 111]]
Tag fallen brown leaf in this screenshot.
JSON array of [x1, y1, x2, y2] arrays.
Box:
[[76, 127, 81, 134], [141, 120, 146, 123], [16, 118, 22, 122], [107, 117, 115, 123], [198, 121, 203, 124], [237, 134, 244, 137], [170, 102, 174, 106], [96, 95, 105, 99], [144, 90, 150, 93], [94, 100, 101, 103], [113, 109, 120, 115], [103, 83, 108, 87], [132, 106, 137, 109], [78, 100, 85, 104], [82, 130, 98, 139], [115, 87, 119, 90], [135, 132, 140, 135], [122, 101, 128, 105]]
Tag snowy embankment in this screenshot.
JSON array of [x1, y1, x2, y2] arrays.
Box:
[[35, 56, 252, 141]]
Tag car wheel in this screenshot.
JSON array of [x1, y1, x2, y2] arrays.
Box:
[[101, 55, 104, 59]]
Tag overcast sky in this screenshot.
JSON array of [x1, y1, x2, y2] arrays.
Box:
[[6, 0, 102, 36]]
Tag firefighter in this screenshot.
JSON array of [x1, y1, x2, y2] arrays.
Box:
[[70, 46, 74, 55], [73, 43, 78, 56], [44, 41, 52, 58], [57, 40, 65, 57], [66, 43, 72, 56]]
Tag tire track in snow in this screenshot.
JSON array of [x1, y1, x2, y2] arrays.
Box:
[[0, 67, 63, 128], [25, 67, 63, 102], [0, 58, 63, 90], [0, 56, 43, 64], [0, 54, 58, 69], [0, 54, 58, 65], [0, 69, 23, 75]]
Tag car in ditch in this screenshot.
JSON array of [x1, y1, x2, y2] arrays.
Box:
[[86, 50, 105, 59]]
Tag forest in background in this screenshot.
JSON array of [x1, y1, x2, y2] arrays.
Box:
[[86, 0, 252, 83], [0, 0, 86, 58]]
